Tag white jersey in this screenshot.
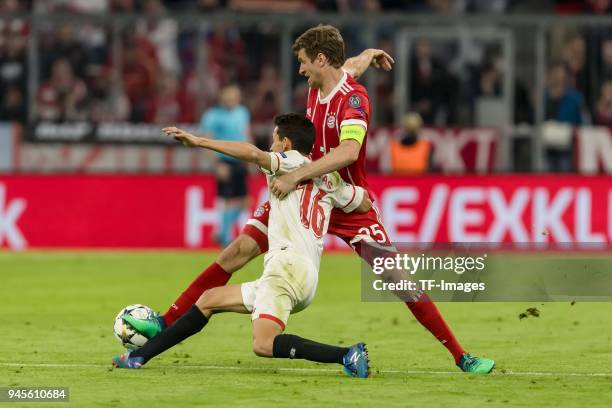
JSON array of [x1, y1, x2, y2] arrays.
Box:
[[262, 150, 364, 269]]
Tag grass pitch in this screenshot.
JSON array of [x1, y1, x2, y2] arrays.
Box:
[[1, 251, 612, 407]]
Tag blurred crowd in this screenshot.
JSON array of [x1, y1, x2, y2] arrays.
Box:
[[2, 0, 612, 141], [3, 0, 612, 14], [1, 0, 285, 126]]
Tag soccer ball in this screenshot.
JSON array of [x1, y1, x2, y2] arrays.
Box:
[[113, 304, 155, 350]]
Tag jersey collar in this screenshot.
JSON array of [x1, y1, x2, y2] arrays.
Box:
[[317, 70, 348, 105]]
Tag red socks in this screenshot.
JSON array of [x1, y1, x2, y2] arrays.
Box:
[[162, 262, 231, 327], [405, 294, 466, 365]]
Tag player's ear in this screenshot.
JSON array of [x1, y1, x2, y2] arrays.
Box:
[[282, 136, 292, 151], [316, 53, 326, 66]]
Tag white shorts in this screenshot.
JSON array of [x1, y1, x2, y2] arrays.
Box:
[[241, 249, 318, 330]]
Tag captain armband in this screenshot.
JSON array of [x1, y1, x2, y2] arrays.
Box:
[[339, 124, 366, 145]]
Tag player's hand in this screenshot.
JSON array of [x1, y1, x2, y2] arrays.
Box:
[[368, 49, 394, 72], [270, 174, 297, 199], [162, 127, 202, 147]]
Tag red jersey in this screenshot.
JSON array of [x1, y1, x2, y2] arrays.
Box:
[[305, 71, 372, 197]]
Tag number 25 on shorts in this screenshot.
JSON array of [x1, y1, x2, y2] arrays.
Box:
[[358, 224, 389, 243]]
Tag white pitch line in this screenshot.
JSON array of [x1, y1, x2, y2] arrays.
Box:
[[1, 362, 611, 378]]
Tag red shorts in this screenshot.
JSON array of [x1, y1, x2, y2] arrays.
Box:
[[241, 201, 391, 256]]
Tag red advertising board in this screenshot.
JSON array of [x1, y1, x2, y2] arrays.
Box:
[[0, 174, 609, 250]]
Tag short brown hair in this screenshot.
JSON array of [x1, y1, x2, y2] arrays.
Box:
[[292, 25, 346, 68]]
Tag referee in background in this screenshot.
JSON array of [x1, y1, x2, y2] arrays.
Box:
[[199, 84, 251, 246]]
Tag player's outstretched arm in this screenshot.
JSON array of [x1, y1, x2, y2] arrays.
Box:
[[270, 139, 360, 199], [343, 48, 394, 80], [162, 126, 272, 171]]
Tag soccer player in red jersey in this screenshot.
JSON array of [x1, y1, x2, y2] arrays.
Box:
[[270, 25, 493, 373], [130, 25, 494, 373]]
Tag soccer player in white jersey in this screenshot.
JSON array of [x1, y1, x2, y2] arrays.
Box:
[[113, 114, 372, 378]]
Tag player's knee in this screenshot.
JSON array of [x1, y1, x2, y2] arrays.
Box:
[[252, 336, 273, 357], [196, 288, 215, 311]]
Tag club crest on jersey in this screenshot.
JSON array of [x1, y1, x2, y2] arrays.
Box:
[[327, 115, 336, 128], [349, 94, 361, 108]]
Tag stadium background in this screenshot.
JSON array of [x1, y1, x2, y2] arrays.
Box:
[[1, 0, 611, 250], [1, 2, 612, 407], [0, 0, 612, 249]]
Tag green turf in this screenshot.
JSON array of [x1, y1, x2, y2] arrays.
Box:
[[1, 251, 612, 407]]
